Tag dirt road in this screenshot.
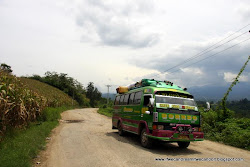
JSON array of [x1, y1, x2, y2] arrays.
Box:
[[35, 108, 250, 167]]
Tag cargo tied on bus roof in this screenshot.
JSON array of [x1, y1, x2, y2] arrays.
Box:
[[112, 79, 204, 149]]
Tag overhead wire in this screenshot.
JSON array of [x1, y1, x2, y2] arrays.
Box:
[[161, 31, 248, 73], [168, 36, 250, 74], [149, 23, 250, 78]]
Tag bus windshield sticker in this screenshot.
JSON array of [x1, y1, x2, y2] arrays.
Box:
[[155, 91, 193, 99], [144, 89, 152, 93], [156, 103, 197, 111]]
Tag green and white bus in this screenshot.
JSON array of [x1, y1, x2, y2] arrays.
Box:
[[112, 79, 204, 148]]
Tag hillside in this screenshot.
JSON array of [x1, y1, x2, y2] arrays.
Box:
[[0, 72, 78, 136], [19, 78, 78, 107], [102, 93, 116, 100], [188, 82, 250, 101]]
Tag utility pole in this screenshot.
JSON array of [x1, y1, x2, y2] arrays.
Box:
[[106, 85, 112, 105]]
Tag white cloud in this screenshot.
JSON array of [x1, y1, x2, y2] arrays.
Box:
[[131, 27, 250, 86], [236, 3, 250, 21], [75, 0, 160, 48], [180, 67, 203, 75], [224, 72, 249, 82], [1, 0, 250, 94]]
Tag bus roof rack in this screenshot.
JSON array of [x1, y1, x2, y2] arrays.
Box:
[[116, 79, 187, 94]]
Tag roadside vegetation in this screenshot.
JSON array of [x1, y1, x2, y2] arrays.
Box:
[[0, 63, 104, 167], [0, 106, 73, 167], [201, 110, 250, 150], [226, 98, 250, 118], [28, 72, 103, 107], [98, 102, 113, 117], [201, 56, 250, 150], [19, 78, 78, 107], [0, 70, 47, 137]]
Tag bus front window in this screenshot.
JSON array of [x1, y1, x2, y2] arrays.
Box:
[[155, 96, 197, 107]]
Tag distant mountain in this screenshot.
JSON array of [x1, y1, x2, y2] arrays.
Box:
[[188, 82, 250, 101], [102, 93, 116, 100], [101, 83, 250, 102]]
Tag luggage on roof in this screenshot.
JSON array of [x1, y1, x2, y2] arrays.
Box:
[[116, 79, 179, 93], [116, 86, 128, 94], [141, 79, 157, 87]]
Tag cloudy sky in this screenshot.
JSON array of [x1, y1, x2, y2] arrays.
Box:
[[0, 0, 250, 93]]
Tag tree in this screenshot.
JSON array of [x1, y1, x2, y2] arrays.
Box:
[[86, 82, 102, 107], [0, 63, 13, 73], [30, 71, 90, 106]]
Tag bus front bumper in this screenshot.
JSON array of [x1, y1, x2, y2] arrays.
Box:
[[147, 130, 204, 142]]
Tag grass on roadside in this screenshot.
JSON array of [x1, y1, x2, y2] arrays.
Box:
[[98, 107, 113, 117], [0, 106, 74, 167]]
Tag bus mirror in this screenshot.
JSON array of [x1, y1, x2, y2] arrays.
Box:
[[149, 98, 155, 106], [205, 102, 210, 111], [145, 111, 151, 115]]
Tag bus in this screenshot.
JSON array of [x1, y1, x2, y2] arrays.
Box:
[[112, 79, 205, 148]]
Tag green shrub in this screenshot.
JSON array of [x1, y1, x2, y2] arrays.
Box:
[[0, 106, 73, 167], [202, 112, 250, 150], [40, 107, 68, 122], [98, 107, 113, 117]]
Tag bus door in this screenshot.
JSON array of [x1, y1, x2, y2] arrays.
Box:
[[142, 94, 154, 129]]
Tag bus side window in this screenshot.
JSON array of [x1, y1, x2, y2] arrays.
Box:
[[115, 96, 120, 105], [119, 95, 125, 105], [143, 95, 151, 106], [134, 91, 142, 105], [129, 93, 135, 105], [123, 94, 129, 105]]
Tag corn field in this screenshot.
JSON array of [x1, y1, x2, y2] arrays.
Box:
[[0, 71, 48, 137], [19, 78, 78, 107]]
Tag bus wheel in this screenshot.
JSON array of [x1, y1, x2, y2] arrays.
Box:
[[177, 141, 190, 148], [140, 128, 152, 148], [118, 122, 125, 136]]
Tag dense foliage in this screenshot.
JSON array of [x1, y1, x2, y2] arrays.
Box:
[[201, 109, 250, 150], [97, 100, 114, 117], [86, 82, 102, 107], [201, 56, 250, 150], [29, 72, 90, 106], [226, 98, 250, 118], [197, 99, 250, 118], [0, 63, 12, 74]]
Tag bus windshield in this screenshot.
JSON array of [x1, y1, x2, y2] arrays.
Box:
[[155, 95, 197, 107]]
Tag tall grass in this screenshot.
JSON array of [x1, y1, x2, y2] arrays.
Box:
[[0, 71, 46, 136], [97, 107, 113, 117], [0, 106, 73, 167]]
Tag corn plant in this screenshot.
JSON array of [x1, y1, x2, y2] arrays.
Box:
[[0, 71, 47, 138]]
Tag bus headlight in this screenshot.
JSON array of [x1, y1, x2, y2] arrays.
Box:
[[188, 127, 193, 133], [178, 126, 183, 132], [193, 127, 201, 132], [153, 125, 164, 130], [157, 125, 164, 130]]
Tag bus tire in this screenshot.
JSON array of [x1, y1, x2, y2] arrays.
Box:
[[118, 122, 125, 136], [177, 141, 190, 148], [140, 128, 152, 148]]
